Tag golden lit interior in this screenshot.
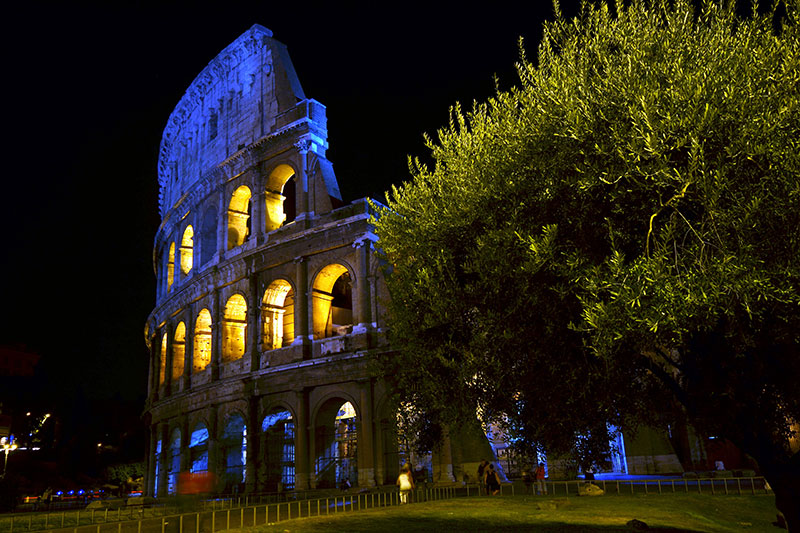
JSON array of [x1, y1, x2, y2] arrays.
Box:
[[194, 308, 212, 372], [265, 164, 296, 232], [172, 321, 186, 381], [180, 226, 194, 275], [312, 264, 353, 339], [227, 186, 252, 250], [262, 279, 294, 349], [167, 242, 175, 291], [159, 332, 168, 384], [222, 294, 247, 362]]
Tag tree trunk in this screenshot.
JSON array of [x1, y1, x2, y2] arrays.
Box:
[[761, 459, 800, 532]]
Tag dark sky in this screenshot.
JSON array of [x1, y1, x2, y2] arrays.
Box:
[[2, 2, 576, 426]]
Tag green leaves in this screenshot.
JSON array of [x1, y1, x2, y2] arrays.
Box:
[[372, 0, 800, 469]]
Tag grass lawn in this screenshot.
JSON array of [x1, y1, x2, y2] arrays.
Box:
[[228, 494, 780, 532]]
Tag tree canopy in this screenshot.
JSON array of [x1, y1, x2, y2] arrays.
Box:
[[372, 0, 799, 526]]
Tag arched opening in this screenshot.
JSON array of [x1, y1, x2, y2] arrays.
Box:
[[222, 295, 247, 362], [265, 164, 296, 232], [261, 410, 295, 492], [200, 205, 217, 266], [221, 414, 246, 493], [193, 309, 212, 372], [261, 280, 294, 349], [153, 438, 162, 498], [312, 265, 353, 339], [227, 186, 252, 250], [189, 424, 209, 474], [314, 400, 357, 489], [172, 322, 186, 381], [167, 242, 175, 291], [167, 428, 181, 495], [180, 226, 194, 275], [159, 332, 168, 385]]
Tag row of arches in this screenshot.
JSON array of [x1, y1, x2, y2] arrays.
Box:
[[162, 164, 298, 294], [152, 400, 361, 496], [156, 264, 354, 386]]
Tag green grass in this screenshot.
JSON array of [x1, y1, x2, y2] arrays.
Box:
[[229, 494, 779, 532]]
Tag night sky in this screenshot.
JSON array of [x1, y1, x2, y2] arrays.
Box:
[[2, 2, 577, 445]]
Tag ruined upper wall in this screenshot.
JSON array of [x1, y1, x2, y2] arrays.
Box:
[[157, 25, 324, 217]]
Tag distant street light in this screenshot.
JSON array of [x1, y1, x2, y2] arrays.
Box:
[[1, 436, 18, 479]]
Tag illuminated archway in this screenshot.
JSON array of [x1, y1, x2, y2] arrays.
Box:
[[261, 410, 295, 491], [222, 295, 247, 362], [193, 309, 212, 372], [189, 424, 209, 473], [227, 186, 252, 250], [312, 264, 353, 339], [221, 414, 246, 493], [172, 322, 186, 381], [265, 164, 296, 231], [262, 280, 294, 349], [153, 438, 162, 498], [167, 428, 181, 495], [167, 242, 175, 291], [159, 332, 168, 385], [314, 400, 357, 488], [180, 226, 194, 275]]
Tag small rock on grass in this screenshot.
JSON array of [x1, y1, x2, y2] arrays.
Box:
[[626, 518, 649, 530]]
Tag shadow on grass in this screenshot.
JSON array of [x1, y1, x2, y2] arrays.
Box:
[[276, 515, 702, 532]]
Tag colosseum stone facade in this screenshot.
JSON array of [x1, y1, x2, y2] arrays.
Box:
[[142, 24, 422, 496], [143, 24, 695, 497]]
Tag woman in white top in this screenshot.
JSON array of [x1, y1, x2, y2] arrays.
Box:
[[396, 463, 415, 503]]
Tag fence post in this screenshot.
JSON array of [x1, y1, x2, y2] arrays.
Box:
[[161, 517, 166, 533], [212, 511, 215, 532], [196, 513, 200, 533]]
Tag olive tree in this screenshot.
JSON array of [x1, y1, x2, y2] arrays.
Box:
[[372, 0, 799, 527]]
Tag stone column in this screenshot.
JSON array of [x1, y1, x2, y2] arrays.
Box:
[[373, 418, 385, 486], [210, 290, 221, 381], [145, 425, 157, 497], [180, 417, 191, 473], [433, 431, 456, 483], [358, 381, 376, 487], [157, 424, 170, 498], [248, 273, 260, 371], [292, 256, 311, 358], [207, 405, 220, 493], [216, 186, 228, 259], [182, 304, 195, 390], [252, 188, 265, 245], [148, 333, 159, 402], [353, 239, 372, 335], [164, 321, 174, 396], [294, 139, 311, 225], [294, 389, 310, 490], [245, 396, 259, 493]]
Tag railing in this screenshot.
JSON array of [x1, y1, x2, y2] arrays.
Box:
[[501, 476, 773, 497], [0, 477, 772, 533]]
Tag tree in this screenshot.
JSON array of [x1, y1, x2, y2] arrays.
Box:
[[372, 0, 799, 528]]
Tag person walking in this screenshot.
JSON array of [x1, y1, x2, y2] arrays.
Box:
[[485, 463, 501, 496], [534, 462, 547, 495], [522, 468, 533, 495], [477, 459, 488, 495], [397, 463, 415, 504]]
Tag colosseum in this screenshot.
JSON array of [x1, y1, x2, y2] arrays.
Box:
[[143, 24, 699, 498], [142, 24, 476, 497]]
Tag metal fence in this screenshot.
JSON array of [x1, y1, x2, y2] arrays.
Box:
[[0, 477, 772, 533]]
